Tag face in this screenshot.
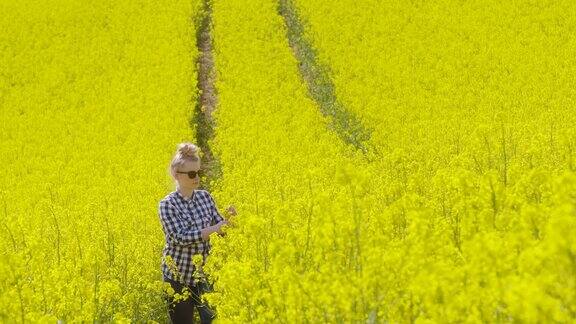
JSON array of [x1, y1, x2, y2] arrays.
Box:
[[174, 160, 201, 190]]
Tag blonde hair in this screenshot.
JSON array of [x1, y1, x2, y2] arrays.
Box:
[[169, 142, 200, 177]]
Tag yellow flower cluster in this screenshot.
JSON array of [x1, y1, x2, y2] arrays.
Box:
[[204, 0, 576, 322], [0, 0, 202, 321]]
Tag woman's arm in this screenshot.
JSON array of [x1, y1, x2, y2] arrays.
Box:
[[206, 192, 225, 224], [205, 192, 235, 236], [159, 200, 221, 244], [201, 222, 226, 240], [206, 192, 237, 222]]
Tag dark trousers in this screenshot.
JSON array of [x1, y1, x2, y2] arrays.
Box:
[[164, 276, 215, 324]]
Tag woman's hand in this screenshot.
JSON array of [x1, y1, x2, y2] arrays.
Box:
[[202, 221, 228, 240], [224, 205, 238, 228], [216, 220, 228, 234], [225, 205, 237, 216]]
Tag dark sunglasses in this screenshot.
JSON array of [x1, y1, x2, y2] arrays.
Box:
[[176, 169, 204, 179]]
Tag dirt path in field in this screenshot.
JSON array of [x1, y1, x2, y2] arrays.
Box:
[[278, 0, 375, 156], [194, 0, 221, 190]]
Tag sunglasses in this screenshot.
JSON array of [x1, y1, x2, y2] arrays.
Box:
[[176, 169, 204, 179]]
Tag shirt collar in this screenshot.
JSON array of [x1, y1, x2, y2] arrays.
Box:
[[175, 189, 196, 202]]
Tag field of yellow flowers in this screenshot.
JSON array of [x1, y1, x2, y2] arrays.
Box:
[[1, 0, 202, 321], [207, 0, 575, 322], [1, 0, 575, 322]]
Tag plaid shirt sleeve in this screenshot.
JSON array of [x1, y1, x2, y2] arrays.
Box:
[[158, 200, 204, 245], [206, 192, 225, 224]]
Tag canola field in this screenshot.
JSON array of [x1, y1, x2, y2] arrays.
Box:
[[0, 0, 202, 321], [1, 0, 575, 322]]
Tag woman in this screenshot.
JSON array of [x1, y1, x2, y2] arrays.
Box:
[[158, 142, 236, 324]]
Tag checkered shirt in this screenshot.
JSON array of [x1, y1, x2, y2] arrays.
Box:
[[158, 189, 224, 285]]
